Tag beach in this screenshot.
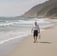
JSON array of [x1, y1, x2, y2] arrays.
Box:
[[7, 21, 57, 56], [0, 18, 55, 56], [0, 0, 57, 55]]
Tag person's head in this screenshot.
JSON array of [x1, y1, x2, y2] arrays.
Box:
[[35, 21, 38, 26]]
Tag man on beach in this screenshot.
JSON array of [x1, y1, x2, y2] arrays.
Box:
[[32, 21, 40, 43]]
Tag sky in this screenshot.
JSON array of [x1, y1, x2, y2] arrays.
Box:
[[0, 0, 48, 17]]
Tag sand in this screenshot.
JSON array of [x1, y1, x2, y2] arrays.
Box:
[[7, 23, 57, 56]]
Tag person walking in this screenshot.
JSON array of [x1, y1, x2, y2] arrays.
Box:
[[32, 21, 40, 43]]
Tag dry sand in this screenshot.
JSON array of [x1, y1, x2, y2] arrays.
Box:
[[7, 24, 57, 56]]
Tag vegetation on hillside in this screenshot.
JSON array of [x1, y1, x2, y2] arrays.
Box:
[[22, 0, 57, 18]]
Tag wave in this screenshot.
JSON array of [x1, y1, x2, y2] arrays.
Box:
[[0, 19, 54, 29], [0, 18, 55, 45], [0, 31, 31, 45], [0, 22, 14, 26], [18, 19, 51, 24]]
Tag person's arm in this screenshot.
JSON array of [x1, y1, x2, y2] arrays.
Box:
[[31, 27, 33, 33], [38, 27, 40, 33], [38, 25, 40, 33]]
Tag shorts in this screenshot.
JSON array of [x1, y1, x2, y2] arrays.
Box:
[[33, 30, 38, 37]]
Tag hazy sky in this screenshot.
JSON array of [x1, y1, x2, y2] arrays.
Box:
[[0, 0, 48, 17]]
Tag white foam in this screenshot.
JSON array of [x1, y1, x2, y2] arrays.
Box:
[[0, 18, 52, 26], [0, 29, 44, 45], [18, 19, 51, 24], [0, 18, 55, 45], [0, 31, 31, 45], [0, 22, 14, 26], [0, 34, 29, 45]]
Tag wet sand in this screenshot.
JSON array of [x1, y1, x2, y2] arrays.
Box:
[[7, 22, 57, 56]]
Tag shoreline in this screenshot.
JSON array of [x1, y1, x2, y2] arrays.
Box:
[[0, 19, 57, 56], [0, 19, 56, 45], [7, 22, 57, 56], [0, 33, 32, 56]]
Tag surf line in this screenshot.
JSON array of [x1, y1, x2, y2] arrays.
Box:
[[0, 34, 29, 45]]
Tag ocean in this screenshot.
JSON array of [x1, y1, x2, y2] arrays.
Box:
[[0, 17, 56, 56], [0, 17, 55, 45]]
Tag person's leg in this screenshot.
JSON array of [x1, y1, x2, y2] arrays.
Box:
[[36, 36, 37, 41], [33, 30, 38, 43], [33, 36, 36, 43], [34, 36, 35, 41], [33, 31, 36, 43], [35, 32, 38, 42]]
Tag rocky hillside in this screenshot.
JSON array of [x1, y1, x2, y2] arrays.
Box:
[[22, 0, 57, 18]]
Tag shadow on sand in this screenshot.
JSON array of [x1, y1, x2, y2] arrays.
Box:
[[39, 42, 52, 44], [34, 41, 52, 44]]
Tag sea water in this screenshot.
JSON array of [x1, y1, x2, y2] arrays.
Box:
[[0, 17, 56, 56], [0, 17, 55, 45]]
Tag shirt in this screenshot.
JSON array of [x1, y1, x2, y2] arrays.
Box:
[[32, 25, 40, 33]]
